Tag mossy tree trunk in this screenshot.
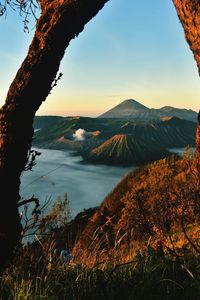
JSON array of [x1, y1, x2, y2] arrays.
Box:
[[0, 0, 108, 271]]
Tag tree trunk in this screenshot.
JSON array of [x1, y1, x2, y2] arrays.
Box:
[[172, 0, 200, 181], [197, 114, 200, 182], [0, 0, 108, 271], [173, 0, 200, 75]]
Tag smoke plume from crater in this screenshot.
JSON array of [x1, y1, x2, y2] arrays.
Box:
[[73, 128, 86, 141]]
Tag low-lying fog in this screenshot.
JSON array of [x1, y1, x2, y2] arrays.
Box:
[[20, 149, 133, 217], [20, 147, 194, 219]]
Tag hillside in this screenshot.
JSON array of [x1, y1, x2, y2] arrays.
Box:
[[83, 134, 170, 166], [159, 106, 198, 122], [116, 117, 196, 148], [73, 153, 198, 258], [33, 116, 64, 130], [34, 116, 196, 148], [99, 99, 198, 122], [33, 116, 123, 146]]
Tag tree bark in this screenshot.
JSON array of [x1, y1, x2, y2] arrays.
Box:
[[197, 114, 200, 182], [0, 0, 108, 271], [173, 0, 200, 75], [173, 0, 200, 181]]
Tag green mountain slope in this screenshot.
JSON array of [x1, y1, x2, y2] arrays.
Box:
[[33, 116, 64, 130], [117, 117, 196, 148], [83, 134, 170, 166], [33, 115, 196, 166], [33, 116, 124, 146]]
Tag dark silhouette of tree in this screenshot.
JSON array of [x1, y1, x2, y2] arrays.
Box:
[[0, 0, 199, 271], [0, 0, 109, 271]]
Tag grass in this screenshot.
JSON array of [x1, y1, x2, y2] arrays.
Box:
[[1, 246, 200, 300]]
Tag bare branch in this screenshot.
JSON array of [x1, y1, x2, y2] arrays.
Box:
[[24, 149, 41, 171], [0, 0, 40, 31]]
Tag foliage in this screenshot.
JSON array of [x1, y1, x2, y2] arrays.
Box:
[[116, 151, 199, 248], [19, 192, 71, 244], [38, 193, 71, 234], [73, 151, 200, 262]]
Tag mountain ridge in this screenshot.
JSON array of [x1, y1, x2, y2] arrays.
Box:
[[33, 115, 196, 166], [98, 99, 197, 122]]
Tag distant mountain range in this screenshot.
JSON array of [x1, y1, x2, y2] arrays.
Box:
[[99, 99, 198, 123], [33, 99, 197, 166]]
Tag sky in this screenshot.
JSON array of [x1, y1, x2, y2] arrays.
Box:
[[0, 0, 199, 117]]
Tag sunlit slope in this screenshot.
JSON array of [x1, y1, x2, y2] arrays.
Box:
[[83, 134, 169, 166], [74, 155, 197, 256]]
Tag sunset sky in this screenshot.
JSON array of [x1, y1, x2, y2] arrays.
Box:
[[0, 0, 199, 116]]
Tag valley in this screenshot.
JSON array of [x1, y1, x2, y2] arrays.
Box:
[[21, 148, 133, 218], [33, 99, 197, 166]]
